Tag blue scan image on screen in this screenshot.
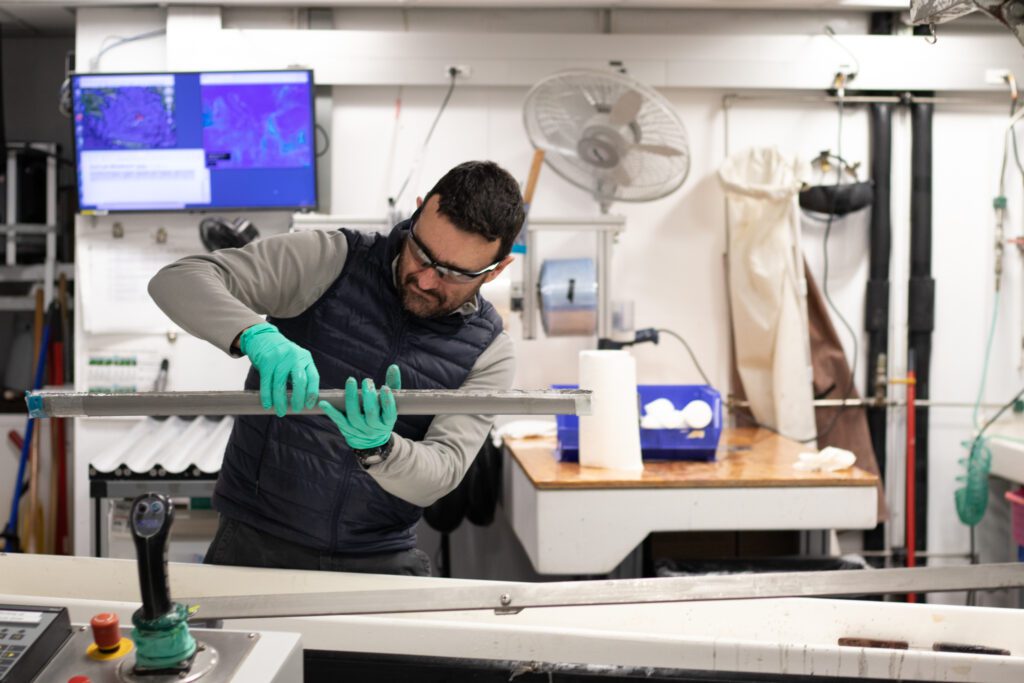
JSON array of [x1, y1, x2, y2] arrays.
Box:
[[79, 85, 176, 151], [72, 70, 317, 213], [202, 84, 313, 170]]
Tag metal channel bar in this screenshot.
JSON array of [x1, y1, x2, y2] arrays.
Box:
[[597, 228, 612, 340], [522, 215, 537, 340], [5, 154, 16, 266], [0, 224, 58, 235], [722, 93, 1013, 106], [728, 398, 1023, 410], [26, 389, 592, 419], [183, 563, 1024, 622]]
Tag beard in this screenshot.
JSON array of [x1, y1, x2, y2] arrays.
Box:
[[399, 273, 481, 319]]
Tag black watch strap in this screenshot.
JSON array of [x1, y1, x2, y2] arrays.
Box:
[[353, 435, 394, 469]]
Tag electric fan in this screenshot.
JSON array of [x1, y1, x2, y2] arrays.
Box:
[[523, 68, 691, 209]]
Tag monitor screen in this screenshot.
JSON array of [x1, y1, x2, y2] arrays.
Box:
[[71, 70, 318, 213]]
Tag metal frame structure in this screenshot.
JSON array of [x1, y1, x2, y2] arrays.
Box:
[[2, 142, 61, 310], [522, 215, 625, 340]]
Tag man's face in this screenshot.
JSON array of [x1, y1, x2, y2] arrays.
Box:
[[397, 195, 513, 319]]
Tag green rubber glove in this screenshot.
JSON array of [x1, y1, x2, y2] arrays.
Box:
[[319, 365, 401, 450], [239, 322, 321, 418]]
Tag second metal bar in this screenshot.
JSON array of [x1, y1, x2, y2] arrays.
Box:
[[182, 563, 1024, 622]]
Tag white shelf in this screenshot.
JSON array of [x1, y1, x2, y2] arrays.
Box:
[[0, 263, 73, 282], [987, 420, 1024, 485]]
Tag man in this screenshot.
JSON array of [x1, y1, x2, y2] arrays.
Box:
[[149, 160, 524, 576]]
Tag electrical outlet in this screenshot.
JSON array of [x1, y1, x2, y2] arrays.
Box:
[[985, 68, 1013, 85], [445, 64, 472, 79]]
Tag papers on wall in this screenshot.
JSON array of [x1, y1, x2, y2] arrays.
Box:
[[78, 238, 195, 334], [86, 349, 162, 393]]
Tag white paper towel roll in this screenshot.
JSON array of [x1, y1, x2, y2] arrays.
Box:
[[578, 350, 643, 471]]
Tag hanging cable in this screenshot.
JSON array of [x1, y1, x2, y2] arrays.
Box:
[[1006, 73, 1024, 183], [955, 77, 1021, 527], [955, 287, 1001, 530], [824, 26, 861, 83], [955, 374, 1024, 529], [58, 50, 75, 117], [957, 383, 1024, 527], [389, 69, 459, 209], [810, 91, 862, 444], [60, 30, 166, 118], [656, 329, 713, 387], [88, 29, 167, 72], [966, 525, 977, 606], [973, 387, 1024, 440], [315, 123, 330, 159]]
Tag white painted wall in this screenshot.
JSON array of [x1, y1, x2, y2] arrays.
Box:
[[927, 103, 1024, 604], [68, 6, 1024, 587]]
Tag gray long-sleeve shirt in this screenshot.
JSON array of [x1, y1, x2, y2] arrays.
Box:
[[148, 229, 515, 507]]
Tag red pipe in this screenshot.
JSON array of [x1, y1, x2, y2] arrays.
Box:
[[906, 370, 917, 603]]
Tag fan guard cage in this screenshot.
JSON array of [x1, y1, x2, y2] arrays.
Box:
[[523, 68, 691, 203]]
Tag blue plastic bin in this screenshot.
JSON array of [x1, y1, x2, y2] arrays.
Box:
[[554, 384, 723, 462]]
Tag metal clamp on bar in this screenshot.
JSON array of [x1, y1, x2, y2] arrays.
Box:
[[25, 388, 592, 419]]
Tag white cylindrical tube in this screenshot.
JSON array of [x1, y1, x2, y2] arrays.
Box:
[[578, 350, 643, 471]]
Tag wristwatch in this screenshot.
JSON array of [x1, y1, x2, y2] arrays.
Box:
[[353, 435, 395, 470]]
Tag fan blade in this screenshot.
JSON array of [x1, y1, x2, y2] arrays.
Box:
[[611, 164, 633, 187], [608, 90, 643, 127], [557, 89, 599, 124], [538, 143, 581, 158], [631, 143, 684, 157]]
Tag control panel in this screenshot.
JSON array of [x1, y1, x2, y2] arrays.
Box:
[[1, 493, 301, 681], [0, 603, 298, 683], [0, 605, 72, 682]]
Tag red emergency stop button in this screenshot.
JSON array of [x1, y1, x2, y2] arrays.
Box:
[[68, 676, 92, 683], [90, 613, 121, 652]]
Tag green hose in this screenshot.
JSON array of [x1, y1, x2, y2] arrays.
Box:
[[957, 112, 1024, 526], [956, 287, 1001, 527], [955, 437, 992, 526]]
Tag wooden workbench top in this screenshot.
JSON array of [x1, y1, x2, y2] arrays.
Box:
[[505, 427, 879, 490]]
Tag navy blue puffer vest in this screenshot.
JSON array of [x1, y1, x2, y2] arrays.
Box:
[[213, 223, 503, 554]]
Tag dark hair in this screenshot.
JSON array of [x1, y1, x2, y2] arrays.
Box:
[[422, 161, 525, 260]]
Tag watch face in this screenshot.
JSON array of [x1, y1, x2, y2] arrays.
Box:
[[356, 437, 393, 468]]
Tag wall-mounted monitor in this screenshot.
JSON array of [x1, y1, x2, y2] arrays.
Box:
[[71, 69, 318, 213]]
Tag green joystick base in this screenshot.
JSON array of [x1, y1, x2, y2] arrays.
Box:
[[131, 602, 198, 673]]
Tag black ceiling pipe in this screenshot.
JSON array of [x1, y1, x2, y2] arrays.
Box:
[[869, 12, 898, 35], [863, 102, 892, 555], [909, 99, 935, 569]]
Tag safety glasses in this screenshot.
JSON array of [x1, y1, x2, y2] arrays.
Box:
[[406, 224, 501, 284]]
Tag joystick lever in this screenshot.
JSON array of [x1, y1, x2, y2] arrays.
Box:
[[128, 493, 197, 674], [130, 493, 174, 620]]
